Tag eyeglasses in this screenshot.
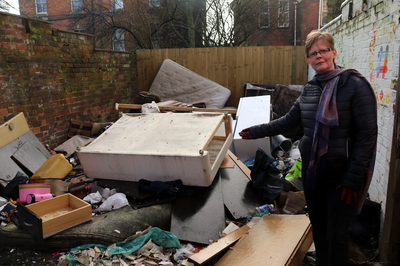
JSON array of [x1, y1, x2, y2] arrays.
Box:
[[306, 48, 332, 59]]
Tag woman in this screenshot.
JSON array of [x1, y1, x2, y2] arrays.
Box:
[[239, 30, 377, 266]]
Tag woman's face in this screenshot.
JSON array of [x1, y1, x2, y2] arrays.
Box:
[[306, 39, 337, 74]]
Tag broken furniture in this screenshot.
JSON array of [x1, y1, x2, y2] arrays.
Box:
[[78, 113, 233, 187], [147, 59, 232, 109], [17, 193, 92, 241]]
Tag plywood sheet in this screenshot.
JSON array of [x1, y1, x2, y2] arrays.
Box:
[[170, 173, 225, 245], [215, 215, 311, 266]]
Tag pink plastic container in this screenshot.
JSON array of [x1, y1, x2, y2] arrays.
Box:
[[18, 183, 51, 204]]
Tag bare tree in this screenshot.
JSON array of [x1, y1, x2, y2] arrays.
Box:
[[77, 0, 206, 50], [0, 0, 13, 13], [77, 0, 290, 49]]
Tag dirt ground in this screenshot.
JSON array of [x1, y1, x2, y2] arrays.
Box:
[[0, 246, 60, 266]]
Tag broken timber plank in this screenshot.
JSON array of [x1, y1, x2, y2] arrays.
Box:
[[189, 225, 251, 265], [215, 214, 312, 266], [115, 103, 237, 113], [0, 112, 30, 149], [227, 150, 251, 180]]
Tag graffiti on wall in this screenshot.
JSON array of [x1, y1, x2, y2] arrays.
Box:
[[375, 89, 391, 104], [376, 45, 389, 78], [368, 15, 398, 105]]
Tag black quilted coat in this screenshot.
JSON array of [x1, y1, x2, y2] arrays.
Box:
[[249, 72, 378, 190]]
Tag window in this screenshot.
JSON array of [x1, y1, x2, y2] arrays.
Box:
[[112, 0, 123, 10], [113, 29, 125, 51], [278, 0, 289, 28], [149, 0, 161, 8], [36, 0, 47, 14], [259, 0, 270, 28], [71, 0, 83, 12]]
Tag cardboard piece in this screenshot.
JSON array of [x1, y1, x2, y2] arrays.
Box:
[[275, 191, 306, 215], [68, 119, 93, 138], [54, 135, 95, 158], [215, 215, 312, 266]]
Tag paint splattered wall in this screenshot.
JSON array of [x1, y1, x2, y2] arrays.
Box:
[[320, 0, 399, 226]]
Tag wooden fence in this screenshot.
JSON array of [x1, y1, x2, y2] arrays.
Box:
[[136, 46, 308, 108]]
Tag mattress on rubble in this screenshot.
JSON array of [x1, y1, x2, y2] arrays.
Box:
[[148, 59, 231, 109], [78, 113, 233, 187]]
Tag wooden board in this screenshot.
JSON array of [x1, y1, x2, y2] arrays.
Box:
[[220, 158, 265, 220], [0, 131, 51, 187], [215, 215, 312, 266], [189, 225, 251, 265], [11, 140, 48, 176], [219, 153, 234, 168], [227, 150, 251, 180], [170, 173, 225, 245], [0, 112, 30, 149]]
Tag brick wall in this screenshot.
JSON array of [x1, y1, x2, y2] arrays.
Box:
[[0, 12, 136, 148], [320, 0, 398, 227], [249, 0, 319, 46]]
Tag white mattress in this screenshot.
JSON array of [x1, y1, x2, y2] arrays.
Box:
[[148, 59, 231, 109]]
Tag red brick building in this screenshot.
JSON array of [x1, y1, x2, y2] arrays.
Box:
[[241, 0, 320, 46], [18, 0, 88, 33]]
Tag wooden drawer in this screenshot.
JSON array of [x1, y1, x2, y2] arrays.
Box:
[[17, 193, 92, 241]]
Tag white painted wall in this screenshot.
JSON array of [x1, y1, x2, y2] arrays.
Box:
[[318, 0, 400, 227]]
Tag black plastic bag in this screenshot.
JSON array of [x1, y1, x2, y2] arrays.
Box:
[[250, 148, 284, 203], [0, 171, 29, 200]]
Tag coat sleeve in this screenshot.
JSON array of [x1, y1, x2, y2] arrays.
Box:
[[343, 77, 378, 190], [249, 99, 302, 139]]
